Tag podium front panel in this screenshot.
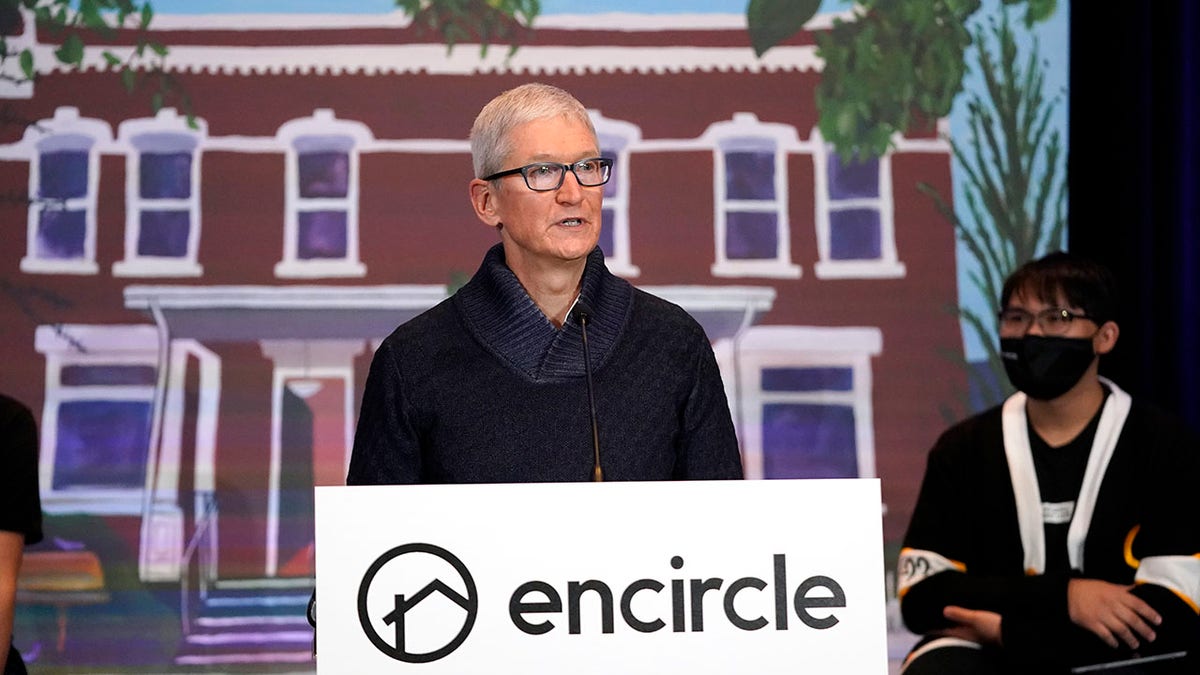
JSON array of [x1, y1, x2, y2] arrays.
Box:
[[315, 479, 888, 673]]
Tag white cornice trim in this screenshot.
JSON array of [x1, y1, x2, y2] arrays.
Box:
[[32, 43, 821, 77], [738, 326, 884, 354], [534, 11, 851, 31], [146, 11, 416, 31], [124, 285, 449, 310]]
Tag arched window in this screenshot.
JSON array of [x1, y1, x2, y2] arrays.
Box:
[[275, 109, 370, 278], [115, 108, 207, 277], [20, 107, 112, 275], [812, 128, 906, 279], [703, 113, 802, 279]]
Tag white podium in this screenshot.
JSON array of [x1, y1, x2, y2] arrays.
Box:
[[315, 479, 888, 673]]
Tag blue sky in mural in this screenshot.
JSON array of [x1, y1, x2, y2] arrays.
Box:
[[955, 2, 1070, 360], [148, 0, 848, 14]]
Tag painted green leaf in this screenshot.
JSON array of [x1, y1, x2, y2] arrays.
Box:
[[19, 48, 34, 80], [55, 33, 84, 66], [1025, 0, 1056, 26], [103, 50, 122, 67], [747, 0, 821, 57], [79, 0, 106, 30], [121, 68, 136, 93]]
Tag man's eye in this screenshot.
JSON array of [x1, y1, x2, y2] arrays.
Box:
[[530, 165, 557, 177], [576, 160, 598, 172]]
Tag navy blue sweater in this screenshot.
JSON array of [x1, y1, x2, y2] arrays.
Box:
[[347, 244, 743, 484]]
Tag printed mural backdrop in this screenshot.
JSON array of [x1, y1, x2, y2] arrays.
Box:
[[0, 0, 1068, 670]]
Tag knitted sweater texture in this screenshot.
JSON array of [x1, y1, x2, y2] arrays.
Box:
[[347, 244, 743, 484]]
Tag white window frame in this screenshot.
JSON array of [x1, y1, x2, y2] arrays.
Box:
[[590, 110, 641, 277], [812, 127, 906, 279], [20, 107, 112, 275], [704, 113, 802, 279], [114, 108, 207, 277], [35, 324, 160, 514], [275, 109, 370, 278], [731, 326, 882, 481]]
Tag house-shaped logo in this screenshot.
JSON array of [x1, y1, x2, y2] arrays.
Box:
[[357, 543, 478, 663]]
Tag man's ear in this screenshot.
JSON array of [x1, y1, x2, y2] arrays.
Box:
[[469, 178, 501, 228], [1094, 320, 1120, 355]]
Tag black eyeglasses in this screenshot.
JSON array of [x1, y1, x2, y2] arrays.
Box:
[[482, 157, 613, 192], [997, 307, 1098, 336]]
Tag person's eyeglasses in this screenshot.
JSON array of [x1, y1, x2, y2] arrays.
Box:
[[482, 157, 613, 192], [997, 307, 1098, 336]]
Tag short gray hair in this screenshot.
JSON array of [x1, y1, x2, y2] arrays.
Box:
[[469, 82, 598, 179]]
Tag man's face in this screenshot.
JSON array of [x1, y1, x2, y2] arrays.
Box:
[[472, 115, 603, 278], [998, 284, 1118, 401]]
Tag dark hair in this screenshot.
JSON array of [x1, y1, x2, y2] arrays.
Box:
[[1000, 251, 1118, 323]]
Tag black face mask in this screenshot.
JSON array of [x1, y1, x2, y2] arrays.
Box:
[[1000, 335, 1096, 401]]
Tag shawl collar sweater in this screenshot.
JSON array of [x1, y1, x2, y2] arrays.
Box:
[[453, 243, 630, 382], [347, 244, 742, 485]]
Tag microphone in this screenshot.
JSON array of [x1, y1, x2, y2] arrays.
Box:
[[571, 300, 603, 482]]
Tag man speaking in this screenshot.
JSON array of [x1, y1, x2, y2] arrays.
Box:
[[345, 82, 743, 485]]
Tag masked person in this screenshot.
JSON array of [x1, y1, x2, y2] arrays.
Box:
[[896, 252, 1199, 674]]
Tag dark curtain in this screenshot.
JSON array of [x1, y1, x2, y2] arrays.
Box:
[[1069, 1, 1200, 431]]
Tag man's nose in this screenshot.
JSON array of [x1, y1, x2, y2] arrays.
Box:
[[556, 169, 585, 202]]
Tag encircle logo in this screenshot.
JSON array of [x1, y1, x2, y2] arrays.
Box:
[[357, 543, 478, 663]]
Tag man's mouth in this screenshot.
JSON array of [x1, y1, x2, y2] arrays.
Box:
[[559, 218, 584, 227]]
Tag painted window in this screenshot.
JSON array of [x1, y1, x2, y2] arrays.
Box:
[[591, 111, 641, 277], [54, 397, 152, 489], [297, 146, 350, 259], [812, 128, 906, 279], [21, 108, 111, 275], [704, 114, 801, 279], [731, 326, 882, 481], [35, 144, 89, 259], [275, 110, 370, 278], [115, 109, 206, 277], [760, 366, 858, 478], [35, 325, 160, 514]]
